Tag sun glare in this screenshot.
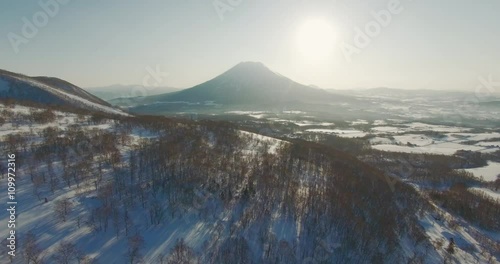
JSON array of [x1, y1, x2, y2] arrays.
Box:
[[296, 18, 336, 61]]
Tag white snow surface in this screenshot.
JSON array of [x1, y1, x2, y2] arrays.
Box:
[[369, 122, 500, 155], [463, 161, 500, 182], [372, 142, 486, 155], [305, 128, 367, 138], [239, 130, 287, 154]]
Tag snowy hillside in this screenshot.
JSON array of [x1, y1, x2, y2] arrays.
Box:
[[0, 102, 498, 264], [0, 69, 127, 116]]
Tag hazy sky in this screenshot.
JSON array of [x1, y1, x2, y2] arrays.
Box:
[[1, 0, 500, 91]]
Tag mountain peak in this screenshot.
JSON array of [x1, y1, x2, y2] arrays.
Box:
[[222, 61, 277, 80], [136, 61, 346, 107], [236, 61, 266, 67], [234, 61, 267, 68], [231, 61, 270, 71]]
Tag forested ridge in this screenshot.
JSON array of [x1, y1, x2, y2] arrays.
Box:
[[0, 101, 498, 263]]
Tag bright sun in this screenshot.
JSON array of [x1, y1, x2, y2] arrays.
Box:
[[296, 18, 336, 61]]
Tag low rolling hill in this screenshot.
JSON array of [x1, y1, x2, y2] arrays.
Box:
[[0, 69, 126, 115]]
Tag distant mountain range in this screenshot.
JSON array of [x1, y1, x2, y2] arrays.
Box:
[[480, 100, 500, 108], [0, 69, 125, 115], [331, 87, 476, 99], [5, 64, 494, 118], [85, 85, 181, 100]]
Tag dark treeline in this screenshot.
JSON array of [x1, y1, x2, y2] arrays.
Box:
[[361, 151, 484, 188], [429, 184, 500, 231]]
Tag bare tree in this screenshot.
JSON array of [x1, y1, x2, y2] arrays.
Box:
[[495, 175, 500, 191], [52, 241, 80, 264], [22, 231, 44, 264], [32, 175, 44, 201], [112, 207, 121, 237], [126, 233, 145, 264], [156, 253, 167, 264], [149, 199, 165, 226], [446, 238, 455, 255], [54, 198, 73, 222], [166, 239, 198, 264]]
